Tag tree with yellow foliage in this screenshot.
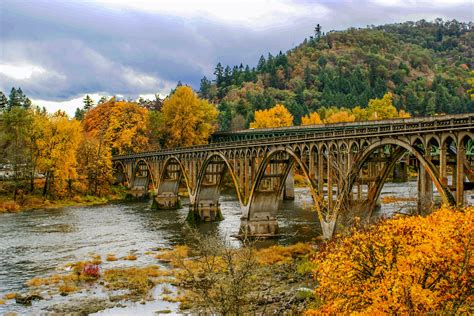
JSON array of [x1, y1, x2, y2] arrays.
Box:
[[76, 134, 113, 196], [468, 70, 474, 101], [324, 110, 355, 124], [366, 92, 410, 120], [307, 207, 473, 314], [301, 112, 322, 125], [159, 86, 218, 148], [36, 111, 83, 197], [250, 104, 293, 128], [83, 98, 150, 155]]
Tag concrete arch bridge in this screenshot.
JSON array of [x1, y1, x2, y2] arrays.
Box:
[[112, 113, 474, 239]]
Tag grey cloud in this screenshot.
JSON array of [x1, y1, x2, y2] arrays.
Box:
[[0, 0, 471, 102]]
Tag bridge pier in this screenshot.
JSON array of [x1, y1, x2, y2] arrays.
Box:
[[240, 190, 279, 237], [154, 193, 180, 209], [129, 175, 149, 199], [188, 201, 223, 222], [393, 161, 408, 182], [417, 163, 434, 214], [282, 168, 295, 200]]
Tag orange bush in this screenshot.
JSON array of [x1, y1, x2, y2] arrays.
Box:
[[307, 207, 473, 314], [256, 243, 313, 265]]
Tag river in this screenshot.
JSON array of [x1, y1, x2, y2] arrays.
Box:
[[1, 182, 470, 314]]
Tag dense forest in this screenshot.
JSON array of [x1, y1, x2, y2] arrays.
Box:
[[198, 19, 473, 129]]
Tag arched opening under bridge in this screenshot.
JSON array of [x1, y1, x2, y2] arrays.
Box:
[[241, 146, 320, 237], [190, 152, 244, 222], [340, 138, 457, 228], [154, 156, 192, 210]]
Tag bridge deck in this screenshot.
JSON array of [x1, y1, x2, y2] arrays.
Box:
[[113, 113, 473, 160]]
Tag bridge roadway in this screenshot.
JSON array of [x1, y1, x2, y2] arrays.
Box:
[[112, 113, 474, 239]]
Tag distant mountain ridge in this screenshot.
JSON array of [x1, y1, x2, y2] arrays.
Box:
[[198, 19, 473, 130]]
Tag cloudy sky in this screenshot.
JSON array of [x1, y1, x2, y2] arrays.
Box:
[[0, 0, 472, 115]]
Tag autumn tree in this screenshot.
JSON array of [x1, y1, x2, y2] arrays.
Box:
[[366, 92, 410, 120], [36, 111, 83, 197], [301, 112, 322, 125], [157, 86, 218, 148], [83, 98, 150, 155], [76, 134, 113, 195], [250, 104, 293, 128], [308, 208, 473, 314], [324, 110, 355, 124]]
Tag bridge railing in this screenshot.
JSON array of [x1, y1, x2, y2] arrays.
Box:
[[112, 113, 474, 160]]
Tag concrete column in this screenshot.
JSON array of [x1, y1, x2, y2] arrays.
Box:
[[239, 191, 279, 237], [309, 150, 315, 178], [417, 167, 433, 214], [283, 166, 295, 200], [243, 157, 249, 198], [318, 151, 324, 195], [327, 153, 333, 210], [439, 146, 447, 186], [456, 145, 465, 206], [393, 161, 408, 182]]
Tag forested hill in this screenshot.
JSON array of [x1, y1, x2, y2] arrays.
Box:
[[198, 19, 473, 130]]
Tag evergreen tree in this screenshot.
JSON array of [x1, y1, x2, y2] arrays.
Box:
[[83, 95, 95, 111], [214, 62, 224, 86], [315, 24, 322, 41], [98, 96, 108, 104], [0, 91, 8, 111], [8, 87, 22, 109], [199, 76, 212, 99], [257, 55, 266, 72], [74, 107, 85, 120]]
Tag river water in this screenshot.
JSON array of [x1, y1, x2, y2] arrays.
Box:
[[1, 182, 471, 314]]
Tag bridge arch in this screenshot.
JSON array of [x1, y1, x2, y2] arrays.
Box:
[[194, 152, 244, 207], [242, 146, 321, 236], [134, 159, 157, 190], [158, 156, 193, 197], [343, 138, 456, 219], [113, 160, 130, 185]]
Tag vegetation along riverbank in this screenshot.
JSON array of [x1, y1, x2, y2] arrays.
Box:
[[1, 206, 470, 314]]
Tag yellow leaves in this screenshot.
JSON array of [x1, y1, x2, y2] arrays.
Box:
[[255, 243, 313, 265], [159, 86, 218, 148], [250, 104, 293, 128], [324, 110, 355, 123], [309, 207, 474, 313], [83, 99, 150, 154], [316, 93, 411, 125], [301, 112, 322, 125]]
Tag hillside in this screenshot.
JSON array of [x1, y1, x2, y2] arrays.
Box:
[[198, 19, 473, 130]]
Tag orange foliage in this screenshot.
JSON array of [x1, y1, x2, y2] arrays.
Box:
[[301, 112, 322, 125], [307, 207, 473, 314], [250, 104, 293, 128], [83, 98, 150, 154]]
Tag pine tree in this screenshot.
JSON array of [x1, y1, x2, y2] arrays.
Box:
[[0, 91, 7, 111], [83, 95, 95, 111], [257, 55, 266, 72], [199, 76, 212, 99], [98, 96, 108, 104], [214, 62, 224, 86], [74, 107, 85, 120], [8, 87, 20, 109]]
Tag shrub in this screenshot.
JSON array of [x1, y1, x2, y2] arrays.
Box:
[[83, 264, 100, 279], [307, 207, 473, 314], [106, 254, 118, 261]]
